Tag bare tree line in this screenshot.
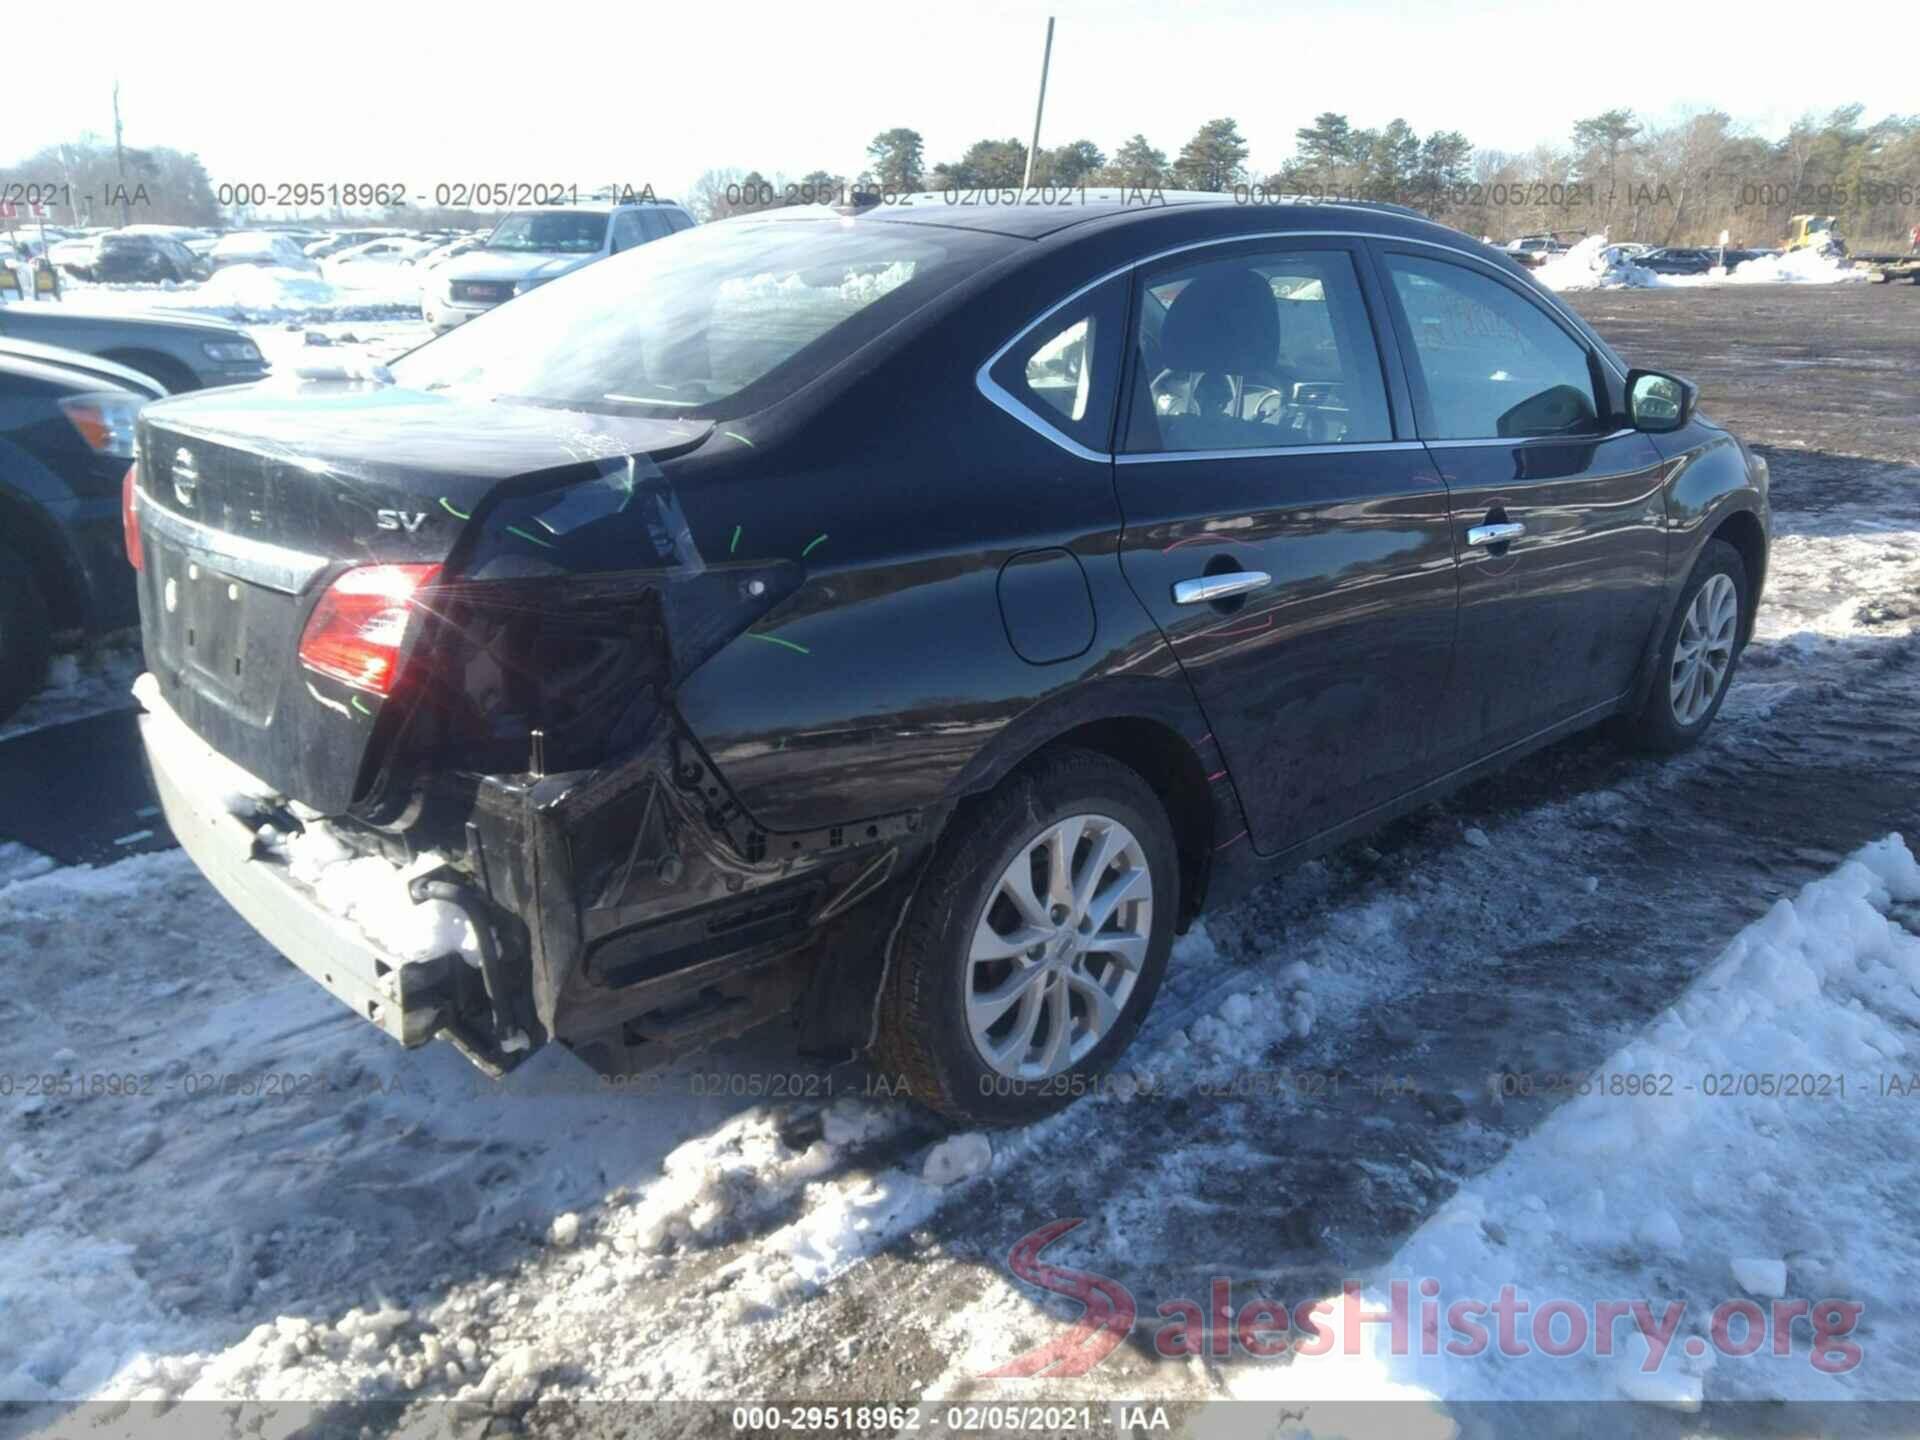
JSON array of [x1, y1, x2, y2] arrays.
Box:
[[701, 105, 1920, 248], [6, 104, 1917, 250]]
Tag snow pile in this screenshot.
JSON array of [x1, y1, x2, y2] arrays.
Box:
[[1529, 235, 1620, 292], [150, 265, 422, 322], [923, 1132, 993, 1186], [1232, 835, 1920, 1410], [0, 840, 56, 888], [573, 1094, 942, 1319], [1726, 246, 1872, 285], [1534, 234, 1871, 292], [265, 819, 478, 965]]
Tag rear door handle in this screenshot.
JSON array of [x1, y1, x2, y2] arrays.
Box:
[[1466, 522, 1526, 547], [1173, 571, 1272, 605]]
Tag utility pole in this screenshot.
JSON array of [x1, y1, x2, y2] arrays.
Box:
[[112, 80, 130, 227], [1020, 17, 1055, 192]]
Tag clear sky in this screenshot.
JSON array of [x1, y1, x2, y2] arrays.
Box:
[[4, 0, 1902, 202]]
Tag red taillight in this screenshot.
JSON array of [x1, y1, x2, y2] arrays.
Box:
[[122, 463, 142, 571], [297, 563, 442, 697]]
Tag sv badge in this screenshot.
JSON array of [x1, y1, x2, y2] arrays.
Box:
[[376, 510, 429, 533]]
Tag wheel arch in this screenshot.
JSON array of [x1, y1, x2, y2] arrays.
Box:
[[0, 465, 90, 630], [1708, 507, 1767, 645], [940, 685, 1235, 931], [99, 348, 197, 394]]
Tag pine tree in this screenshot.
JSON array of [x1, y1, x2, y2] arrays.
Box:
[[1171, 119, 1249, 192]]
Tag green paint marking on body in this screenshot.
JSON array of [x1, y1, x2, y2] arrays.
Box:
[[439, 497, 470, 520], [506, 524, 555, 549], [350, 695, 372, 716], [746, 633, 810, 655], [801, 533, 829, 557], [724, 431, 755, 447], [730, 524, 742, 554]]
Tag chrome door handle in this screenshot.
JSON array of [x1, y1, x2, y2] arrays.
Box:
[[1466, 521, 1526, 547], [1173, 571, 1272, 605]]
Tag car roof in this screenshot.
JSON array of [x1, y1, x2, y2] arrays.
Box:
[[495, 199, 689, 216], [771, 188, 1440, 242]]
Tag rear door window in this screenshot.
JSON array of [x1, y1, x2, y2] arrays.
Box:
[[1383, 254, 1604, 440], [1123, 247, 1392, 453]]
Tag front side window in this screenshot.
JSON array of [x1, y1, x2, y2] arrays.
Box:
[[1384, 254, 1603, 441], [1125, 249, 1392, 453], [394, 216, 1017, 418], [485, 211, 610, 255]]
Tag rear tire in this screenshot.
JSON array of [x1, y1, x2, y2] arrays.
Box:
[[0, 545, 52, 724], [1620, 538, 1749, 753], [874, 748, 1178, 1127]]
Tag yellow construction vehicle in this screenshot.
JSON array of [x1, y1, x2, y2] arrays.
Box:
[[1784, 215, 1840, 252], [1784, 213, 1919, 281]]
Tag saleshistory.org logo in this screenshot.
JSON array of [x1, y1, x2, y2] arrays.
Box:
[[981, 1220, 1865, 1379]]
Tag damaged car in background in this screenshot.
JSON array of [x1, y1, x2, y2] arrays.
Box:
[[130, 193, 1769, 1124]]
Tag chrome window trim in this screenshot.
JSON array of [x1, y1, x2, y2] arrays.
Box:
[[1424, 427, 1638, 449], [1116, 440, 1424, 466], [135, 485, 329, 595], [974, 228, 1627, 462]]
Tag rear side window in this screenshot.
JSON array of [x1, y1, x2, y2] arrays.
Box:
[[1124, 248, 1392, 453], [985, 275, 1126, 453], [666, 210, 695, 233], [635, 209, 674, 242], [1383, 254, 1603, 441], [611, 212, 646, 251]]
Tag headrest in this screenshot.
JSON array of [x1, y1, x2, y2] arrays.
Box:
[[1159, 267, 1278, 373]]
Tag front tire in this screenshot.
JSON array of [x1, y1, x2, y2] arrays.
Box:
[[1622, 538, 1749, 752], [874, 748, 1178, 1127]]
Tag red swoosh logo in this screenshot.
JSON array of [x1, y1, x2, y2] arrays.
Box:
[[981, 1218, 1137, 1378]]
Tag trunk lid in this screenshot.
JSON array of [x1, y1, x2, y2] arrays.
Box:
[[134, 380, 721, 815]]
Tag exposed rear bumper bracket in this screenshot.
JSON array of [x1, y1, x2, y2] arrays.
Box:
[[138, 686, 454, 1046]]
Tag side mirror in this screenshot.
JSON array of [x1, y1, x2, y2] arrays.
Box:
[[1625, 368, 1697, 434]]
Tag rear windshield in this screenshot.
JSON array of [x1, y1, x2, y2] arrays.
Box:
[[392, 216, 1017, 419], [485, 211, 609, 254]]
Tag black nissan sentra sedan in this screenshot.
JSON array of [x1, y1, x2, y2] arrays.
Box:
[[128, 192, 1768, 1124]]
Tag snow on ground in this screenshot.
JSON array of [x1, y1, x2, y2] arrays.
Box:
[[0, 845, 901, 1413], [1221, 835, 1920, 1414], [1535, 235, 1872, 292], [37, 263, 424, 325], [5, 311, 1920, 1427]]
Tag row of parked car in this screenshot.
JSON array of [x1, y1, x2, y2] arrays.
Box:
[[0, 300, 273, 717], [1504, 232, 1783, 274], [9, 201, 702, 315], [11, 224, 491, 286], [0, 198, 706, 719]]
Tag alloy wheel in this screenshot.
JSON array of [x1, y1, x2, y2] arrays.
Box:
[[965, 813, 1153, 1080], [1669, 571, 1739, 726]]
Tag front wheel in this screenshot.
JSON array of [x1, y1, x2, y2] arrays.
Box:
[[1621, 538, 1749, 752], [874, 748, 1178, 1127]]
